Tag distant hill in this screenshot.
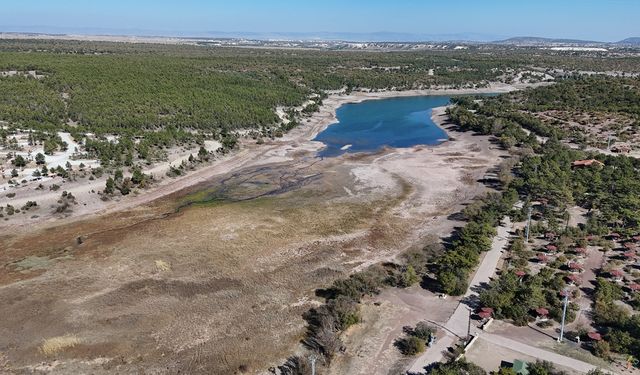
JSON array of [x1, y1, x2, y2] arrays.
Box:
[[494, 36, 602, 46], [616, 37, 640, 45]]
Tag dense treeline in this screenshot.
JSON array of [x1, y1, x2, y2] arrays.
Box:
[[514, 76, 640, 116], [592, 278, 640, 359], [447, 77, 640, 362], [436, 191, 517, 295], [4, 40, 639, 138]]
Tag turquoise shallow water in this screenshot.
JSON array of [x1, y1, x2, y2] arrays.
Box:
[[314, 95, 452, 157]]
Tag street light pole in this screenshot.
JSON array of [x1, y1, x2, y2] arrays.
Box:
[[309, 354, 317, 375], [558, 290, 569, 343], [525, 206, 533, 242], [467, 307, 472, 341]]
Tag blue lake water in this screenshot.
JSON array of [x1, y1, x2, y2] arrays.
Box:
[[314, 95, 452, 157]]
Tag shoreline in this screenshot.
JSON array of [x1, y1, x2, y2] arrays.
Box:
[[2, 82, 543, 233], [287, 81, 549, 144]]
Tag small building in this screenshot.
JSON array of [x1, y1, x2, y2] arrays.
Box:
[[628, 283, 640, 293], [478, 307, 494, 320], [623, 250, 637, 260], [567, 274, 581, 286], [537, 253, 549, 263], [535, 307, 550, 321], [611, 145, 631, 154], [587, 332, 602, 342], [574, 247, 588, 257], [568, 262, 584, 273], [513, 360, 529, 375], [610, 269, 624, 282], [515, 270, 527, 278], [571, 159, 605, 168], [545, 244, 558, 253]]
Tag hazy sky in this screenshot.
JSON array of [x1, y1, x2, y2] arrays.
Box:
[[1, 0, 638, 41]]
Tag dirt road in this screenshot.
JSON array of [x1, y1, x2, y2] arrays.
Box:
[[408, 217, 512, 373]]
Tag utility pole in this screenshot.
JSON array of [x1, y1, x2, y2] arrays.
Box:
[[467, 307, 472, 342], [558, 290, 569, 343], [309, 354, 318, 375], [607, 135, 613, 151], [525, 205, 533, 242]]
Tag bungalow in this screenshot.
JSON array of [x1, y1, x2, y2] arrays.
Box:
[[537, 253, 550, 263], [611, 145, 631, 154], [628, 283, 640, 293], [478, 307, 494, 320], [568, 262, 584, 273], [609, 232, 621, 240], [610, 269, 624, 282], [587, 332, 602, 342], [574, 247, 588, 257], [513, 360, 529, 375], [571, 159, 605, 168], [545, 244, 558, 253], [535, 307, 550, 322], [567, 274, 581, 286], [623, 250, 637, 260]]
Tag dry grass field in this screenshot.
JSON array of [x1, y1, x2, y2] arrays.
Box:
[[0, 118, 502, 374]]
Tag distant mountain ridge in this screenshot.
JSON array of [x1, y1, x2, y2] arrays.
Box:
[[616, 37, 640, 45], [1, 28, 639, 46], [494, 36, 640, 46]]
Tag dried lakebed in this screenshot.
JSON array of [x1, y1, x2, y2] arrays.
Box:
[[0, 100, 505, 374]]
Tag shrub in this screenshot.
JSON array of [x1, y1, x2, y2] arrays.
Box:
[[396, 336, 425, 356]]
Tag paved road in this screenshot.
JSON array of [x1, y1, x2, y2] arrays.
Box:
[[480, 334, 609, 374], [409, 217, 511, 372], [408, 215, 611, 374]]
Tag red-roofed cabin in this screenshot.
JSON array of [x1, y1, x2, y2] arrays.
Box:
[[545, 232, 557, 240], [610, 269, 624, 282], [632, 235, 640, 242], [624, 242, 637, 250], [515, 270, 527, 277], [560, 290, 570, 297], [535, 308, 549, 319], [587, 332, 602, 341], [537, 253, 549, 263], [478, 307, 494, 320], [624, 251, 637, 259], [628, 283, 640, 292], [574, 247, 588, 256], [567, 274, 581, 285], [545, 244, 558, 252], [568, 262, 584, 272], [571, 159, 605, 168], [611, 145, 631, 154]]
